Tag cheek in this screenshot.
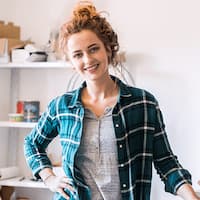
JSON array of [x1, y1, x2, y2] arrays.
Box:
[[69, 59, 82, 72], [67, 54, 78, 67]]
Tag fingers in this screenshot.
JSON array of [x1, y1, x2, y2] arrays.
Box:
[[44, 175, 75, 199], [60, 177, 75, 191], [56, 176, 75, 199], [57, 188, 70, 200], [59, 181, 75, 192]]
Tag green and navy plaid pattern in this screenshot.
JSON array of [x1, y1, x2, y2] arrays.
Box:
[[24, 76, 191, 200]]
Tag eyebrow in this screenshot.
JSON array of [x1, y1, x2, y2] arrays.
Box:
[[72, 43, 99, 54], [88, 43, 98, 49]]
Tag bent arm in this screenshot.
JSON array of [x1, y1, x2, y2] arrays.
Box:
[[24, 100, 59, 178], [153, 100, 192, 193]]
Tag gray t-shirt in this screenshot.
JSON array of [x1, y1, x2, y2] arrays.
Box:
[[75, 107, 121, 200]]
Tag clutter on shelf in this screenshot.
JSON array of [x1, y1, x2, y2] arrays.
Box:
[[45, 29, 65, 61], [0, 21, 66, 64], [8, 113, 24, 122], [13, 44, 48, 63], [0, 21, 32, 64], [8, 100, 40, 123]]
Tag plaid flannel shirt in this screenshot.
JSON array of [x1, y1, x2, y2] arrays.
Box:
[[24, 76, 191, 200]]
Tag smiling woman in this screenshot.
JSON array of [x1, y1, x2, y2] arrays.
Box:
[[24, 1, 200, 200]]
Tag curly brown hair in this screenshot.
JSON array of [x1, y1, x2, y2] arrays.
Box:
[[59, 1, 119, 67]]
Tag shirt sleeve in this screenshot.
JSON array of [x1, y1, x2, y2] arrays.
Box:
[[152, 100, 192, 194], [24, 98, 59, 178]]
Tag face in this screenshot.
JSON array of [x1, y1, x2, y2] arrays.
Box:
[[66, 29, 110, 82]]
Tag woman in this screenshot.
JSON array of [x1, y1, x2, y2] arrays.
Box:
[[24, 2, 200, 200]]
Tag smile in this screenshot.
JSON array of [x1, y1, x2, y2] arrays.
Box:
[[84, 64, 99, 71]]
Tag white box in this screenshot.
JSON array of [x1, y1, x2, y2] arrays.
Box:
[[11, 49, 30, 63]]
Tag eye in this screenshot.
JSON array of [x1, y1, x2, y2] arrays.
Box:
[[89, 46, 100, 53], [73, 52, 83, 59]]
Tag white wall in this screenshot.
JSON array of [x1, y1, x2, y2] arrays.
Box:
[[1, 0, 200, 199]]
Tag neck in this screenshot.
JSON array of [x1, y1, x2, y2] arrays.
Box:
[[84, 76, 117, 101]]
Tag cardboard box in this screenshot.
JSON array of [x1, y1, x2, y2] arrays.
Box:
[[0, 38, 9, 63], [0, 21, 20, 39], [0, 186, 14, 200], [0, 38, 30, 55]]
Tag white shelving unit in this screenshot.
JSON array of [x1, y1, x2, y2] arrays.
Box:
[[0, 177, 46, 189], [0, 61, 71, 192], [0, 61, 72, 69], [0, 121, 36, 128], [0, 166, 64, 189]]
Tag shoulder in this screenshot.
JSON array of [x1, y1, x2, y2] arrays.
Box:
[[131, 87, 157, 102], [47, 89, 81, 115], [119, 81, 158, 104], [48, 90, 75, 106]]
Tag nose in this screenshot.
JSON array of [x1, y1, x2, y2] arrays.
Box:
[[83, 52, 92, 64]]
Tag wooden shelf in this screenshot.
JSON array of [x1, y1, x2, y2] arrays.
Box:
[[0, 61, 72, 69], [0, 121, 37, 128], [0, 177, 46, 189]]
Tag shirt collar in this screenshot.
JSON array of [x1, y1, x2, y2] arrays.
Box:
[[68, 75, 132, 108], [112, 75, 132, 99], [67, 83, 85, 108]]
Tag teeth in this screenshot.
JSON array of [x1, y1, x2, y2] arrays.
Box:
[[84, 64, 98, 70]]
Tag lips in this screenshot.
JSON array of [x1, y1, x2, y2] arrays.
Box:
[[84, 64, 99, 71]]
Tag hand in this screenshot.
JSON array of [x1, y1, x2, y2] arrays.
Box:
[[44, 175, 75, 200], [197, 181, 200, 199], [177, 183, 200, 200]]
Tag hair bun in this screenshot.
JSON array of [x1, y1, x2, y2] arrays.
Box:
[[73, 2, 99, 19]]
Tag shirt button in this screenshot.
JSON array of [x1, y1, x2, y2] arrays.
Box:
[[119, 144, 123, 148], [122, 183, 127, 188], [115, 124, 119, 127]]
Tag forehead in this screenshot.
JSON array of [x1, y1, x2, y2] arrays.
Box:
[[67, 30, 103, 52]]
